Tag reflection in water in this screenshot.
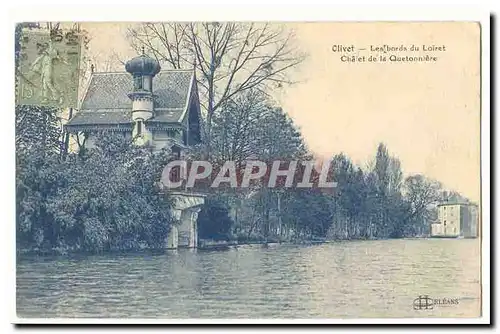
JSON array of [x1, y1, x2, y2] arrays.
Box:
[[16, 239, 481, 318]]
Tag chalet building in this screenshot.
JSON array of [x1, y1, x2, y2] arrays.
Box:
[[65, 51, 205, 249], [431, 202, 479, 238], [66, 50, 202, 154]]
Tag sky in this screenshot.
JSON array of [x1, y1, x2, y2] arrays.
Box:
[[79, 22, 480, 202]]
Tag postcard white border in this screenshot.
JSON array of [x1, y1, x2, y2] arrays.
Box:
[[2, 3, 492, 328]]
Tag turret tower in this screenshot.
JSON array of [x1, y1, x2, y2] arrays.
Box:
[[125, 47, 161, 144]]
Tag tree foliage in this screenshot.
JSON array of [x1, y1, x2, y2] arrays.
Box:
[[16, 105, 63, 154], [17, 130, 175, 253]]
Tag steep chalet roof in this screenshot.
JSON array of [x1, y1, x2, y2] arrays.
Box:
[[66, 69, 197, 130]]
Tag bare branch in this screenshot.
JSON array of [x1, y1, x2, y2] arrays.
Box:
[[127, 22, 306, 154]]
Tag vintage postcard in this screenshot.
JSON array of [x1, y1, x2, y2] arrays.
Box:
[[14, 18, 488, 324]]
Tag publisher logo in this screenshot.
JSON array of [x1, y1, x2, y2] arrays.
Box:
[[413, 295, 434, 310], [413, 295, 460, 310]]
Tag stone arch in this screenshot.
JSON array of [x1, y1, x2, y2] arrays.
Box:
[[166, 192, 206, 249]]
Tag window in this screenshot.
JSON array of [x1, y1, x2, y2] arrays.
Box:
[[143, 76, 151, 91], [137, 121, 143, 136], [134, 75, 143, 90]]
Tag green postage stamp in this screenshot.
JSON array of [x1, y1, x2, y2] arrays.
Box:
[[16, 28, 82, 108]]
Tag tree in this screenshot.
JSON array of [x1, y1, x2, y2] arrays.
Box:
[[210, 89, 269, 161], [127, 22, 306, 153], [16, 133, 176, 253], [15, 107, 66, 251], [368, 143, 406, 237], [16, 105, 63, 155], [186, 89, 310, 242], [210, 89, 307, 162], [281, 188, 332, 240], [402, 174, 442, 236], [228, 98, 307, 241]]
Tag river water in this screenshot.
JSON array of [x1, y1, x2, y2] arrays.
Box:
[[16, 238, 481, 319]]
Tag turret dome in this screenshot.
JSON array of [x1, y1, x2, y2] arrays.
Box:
[[125, 50, 161, 76]]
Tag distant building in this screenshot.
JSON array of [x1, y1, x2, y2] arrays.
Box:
[[431, 202, 479, 238]]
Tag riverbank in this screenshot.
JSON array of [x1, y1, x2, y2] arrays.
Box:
[[16, 239, 321, 256], [16, 233, 446, 257]]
